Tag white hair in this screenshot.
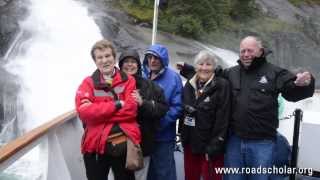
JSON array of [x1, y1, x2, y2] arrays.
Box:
[[194, 50, 218, 67]]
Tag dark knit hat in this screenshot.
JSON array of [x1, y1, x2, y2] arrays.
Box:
[[119, 49, 142, 76]]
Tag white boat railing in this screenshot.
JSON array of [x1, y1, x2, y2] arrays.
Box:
[[0, 110, 86, 180]]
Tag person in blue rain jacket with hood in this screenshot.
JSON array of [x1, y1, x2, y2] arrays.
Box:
[[142, 44, 183, 180]]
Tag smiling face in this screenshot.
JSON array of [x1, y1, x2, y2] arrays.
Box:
[[195, 59, 215, 82], [239, 36, 263, 67], [121, 57, 138, 75], [93, 47, 115, 76]]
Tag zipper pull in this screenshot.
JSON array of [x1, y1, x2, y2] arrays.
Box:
[[95, 153, 99, 161]]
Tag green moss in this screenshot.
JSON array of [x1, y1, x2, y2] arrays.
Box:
[[289, 0, 303, 5], [117, 0, 154, 22], [112, 0, 258, 39], [289, 0, 320, 6], [113, 0, 297, 39]]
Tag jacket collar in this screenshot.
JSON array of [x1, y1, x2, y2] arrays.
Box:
[[238, 55, 267, 71], [189, 74, 216, 98], [91, 68, 128, 89], [237, 49, 272, 71], [146, 67, 166, 80]]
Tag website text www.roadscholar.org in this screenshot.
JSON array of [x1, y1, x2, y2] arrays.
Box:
[[215, 165, 313, 176]]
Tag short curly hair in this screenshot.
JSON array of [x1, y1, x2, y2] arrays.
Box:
[[194, 50, 218, 67], [90, 39, 116, 61]]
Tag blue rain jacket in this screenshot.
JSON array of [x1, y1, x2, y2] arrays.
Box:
[[143, 44, 183, 141]]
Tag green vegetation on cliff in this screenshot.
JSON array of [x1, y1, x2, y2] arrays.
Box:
[[117, 0, 154, 22], [116, 0, 303, 40], [288, 0, 320, 6], [117, 0, 258, 38]]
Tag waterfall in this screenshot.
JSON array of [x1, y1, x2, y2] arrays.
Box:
[[194, 41, 238, 67], [1, 0, 102, 179], [4, 0, 102, 131]]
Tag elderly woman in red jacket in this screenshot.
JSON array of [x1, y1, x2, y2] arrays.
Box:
[[75, 39, 140, 180]]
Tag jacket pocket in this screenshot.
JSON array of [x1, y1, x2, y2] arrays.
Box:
[[249, 83, 276, 111]]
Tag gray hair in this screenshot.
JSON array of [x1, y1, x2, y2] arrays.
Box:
[[194, 50, 218, 67], [242, 36, 263, 49]]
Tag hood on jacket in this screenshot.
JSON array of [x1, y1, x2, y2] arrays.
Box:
[[119, 49, 142, 76], [143, 44, 169, 74]]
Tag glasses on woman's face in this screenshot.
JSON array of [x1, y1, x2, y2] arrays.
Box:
[[146, 54, 160, 60]]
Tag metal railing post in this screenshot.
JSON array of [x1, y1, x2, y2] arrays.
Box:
[[151, 0, 159, 45], [289, 109, 303, 180]]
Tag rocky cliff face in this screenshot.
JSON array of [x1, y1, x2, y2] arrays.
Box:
[[88, 0, 320, 87], [248, 0, 320, 87], [0, 0, 28, 58], [0, 0, 27, 135], [81, 0, 203, 63], [201, 0, 320, 88]]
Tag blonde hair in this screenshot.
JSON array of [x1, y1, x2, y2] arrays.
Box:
[[90, 39, 116, 61]]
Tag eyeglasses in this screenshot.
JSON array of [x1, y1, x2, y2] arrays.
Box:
[[146, 54, 160, 60]]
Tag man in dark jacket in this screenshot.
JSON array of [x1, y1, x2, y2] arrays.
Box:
[[224, 36, 314, 180], [177, 36, 315, 180], [119, 49, 169, 180]]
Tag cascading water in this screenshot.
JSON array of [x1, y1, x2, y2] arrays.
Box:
[[194, 41, 238, 67], [1, 0, 102, 179], [5, 0, 102, 130]]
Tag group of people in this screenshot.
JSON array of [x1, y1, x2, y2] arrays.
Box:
[[75, 36, 315, 180]]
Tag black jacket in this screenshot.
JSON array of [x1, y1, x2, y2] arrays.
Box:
[[134, 75, 168, 156], [180, 56, 315, 140], [180, 75, 231, 157], [119, 49, 169, 156], [227, 56, 315, 139]]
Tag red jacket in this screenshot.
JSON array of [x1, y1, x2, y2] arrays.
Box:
[[75, 69, 140, 154]]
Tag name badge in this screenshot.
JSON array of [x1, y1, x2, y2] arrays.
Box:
[[184, 116, 195, 126]]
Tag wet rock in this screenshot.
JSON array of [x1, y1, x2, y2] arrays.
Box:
[[251, 0, 320, 88], [256, 0, 306, 25], [0, 0, 7, 7], [0, 0, 29, 58]]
